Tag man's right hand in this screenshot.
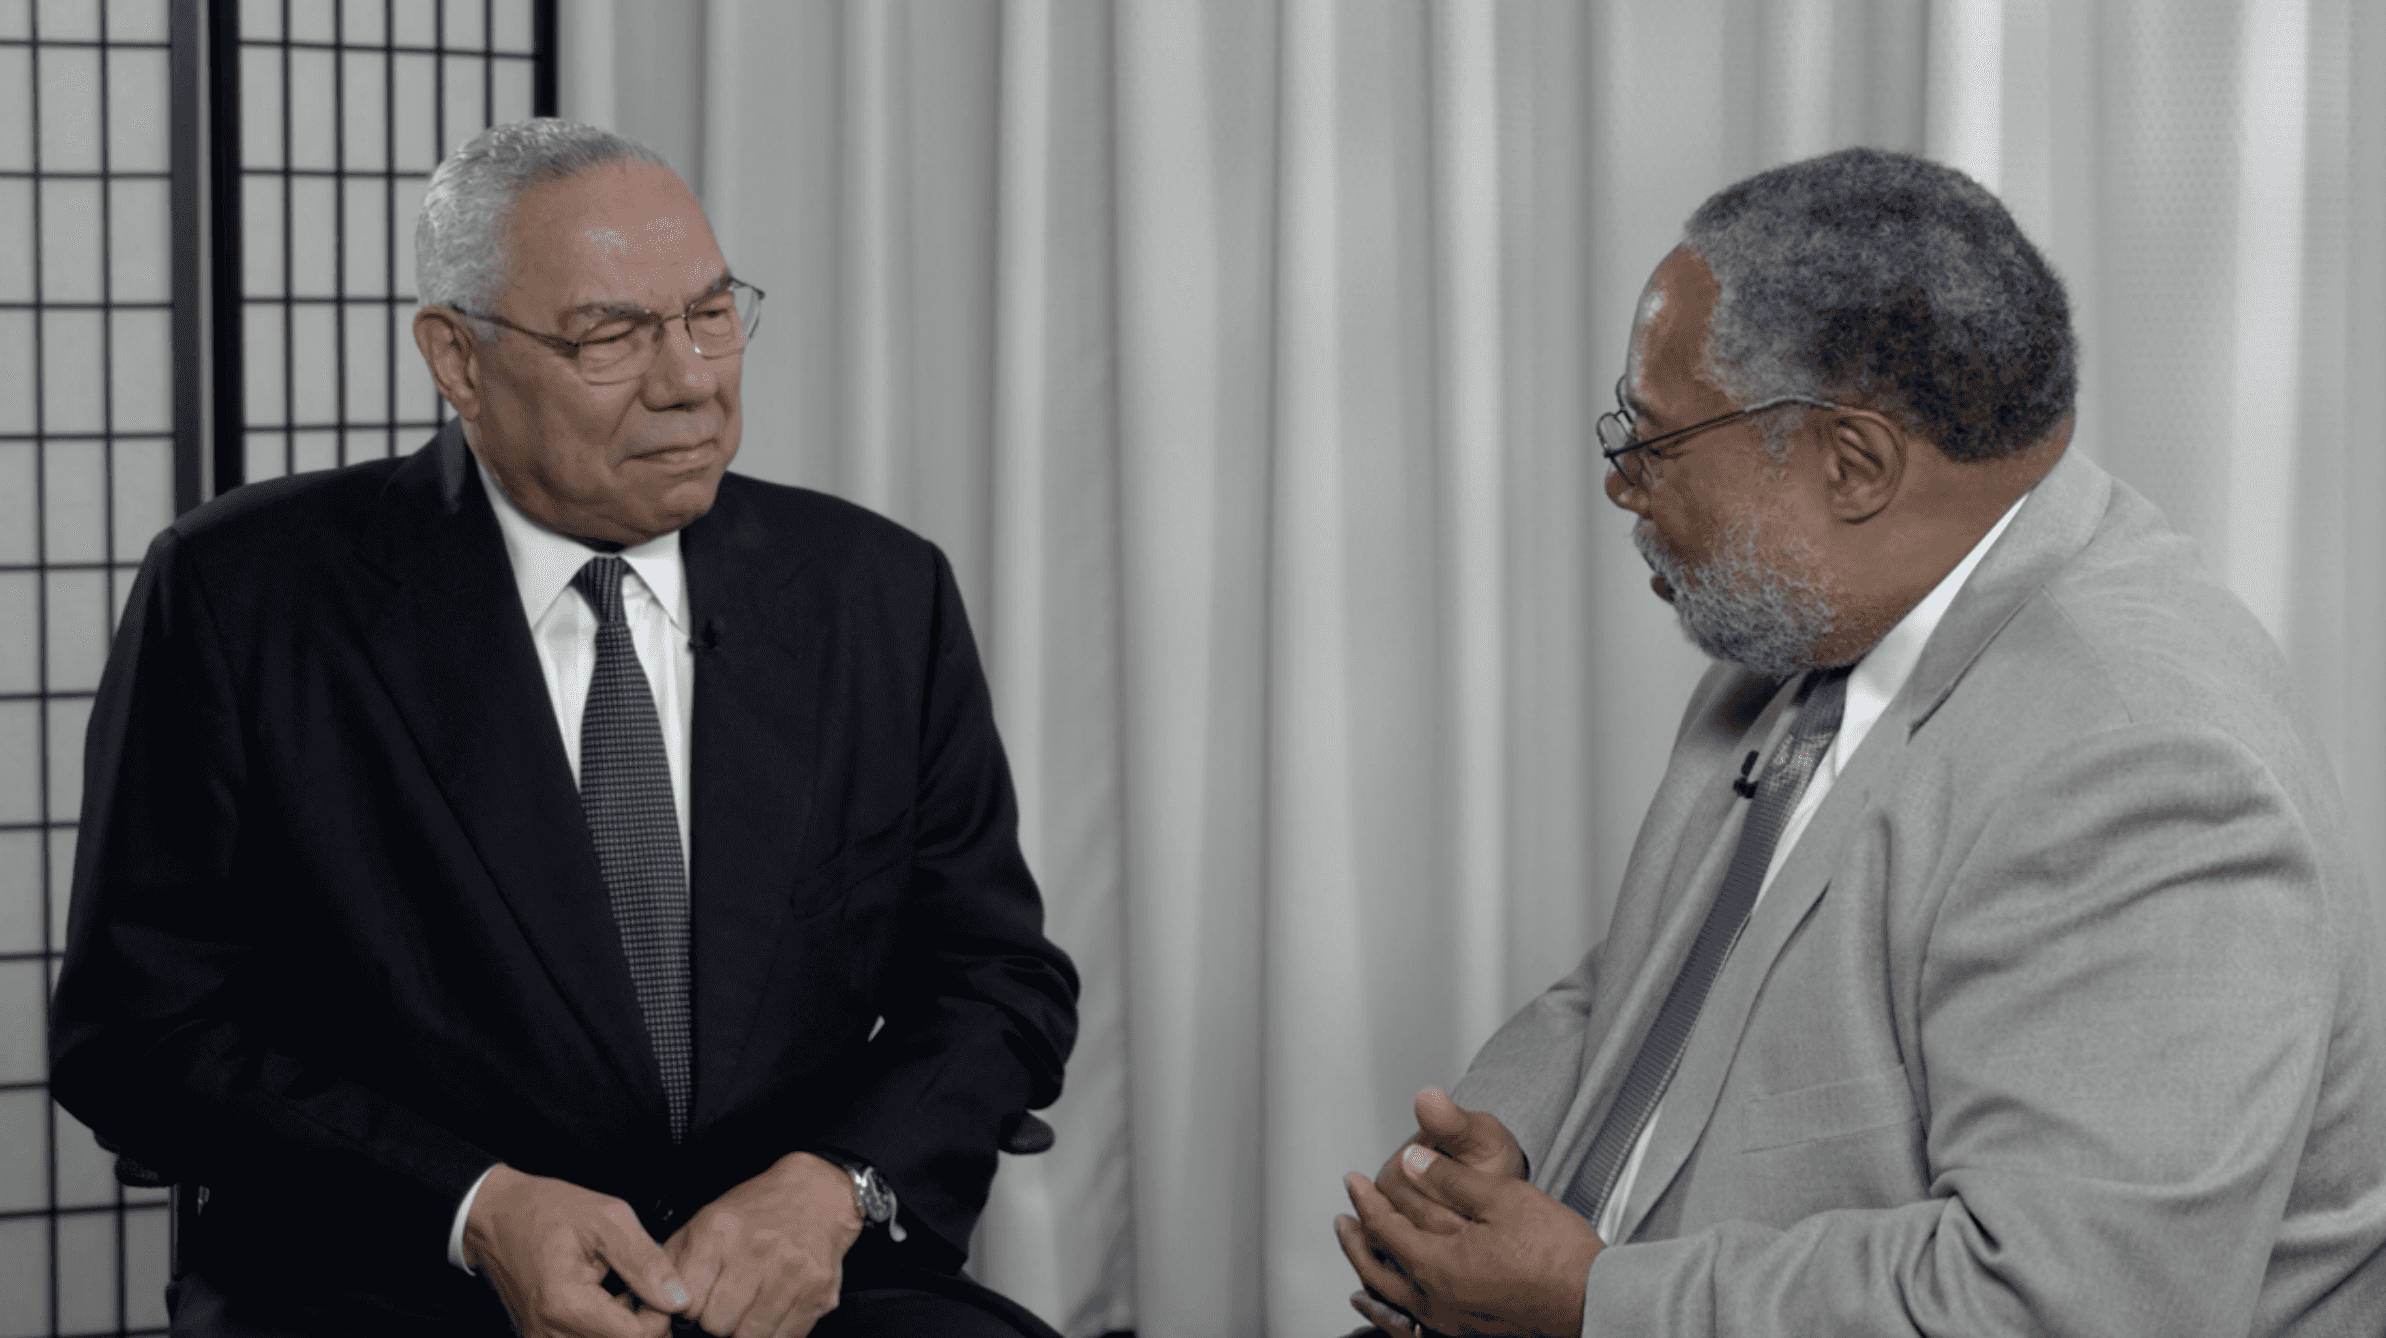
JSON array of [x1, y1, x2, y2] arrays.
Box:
[[1372, 1087, 1525, 1233], [1348, 1089, 1529, 1335], [464, 1163, 693, 1338]]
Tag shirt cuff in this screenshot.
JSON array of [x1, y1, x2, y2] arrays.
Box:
[[449, 1163, 500, 1274]]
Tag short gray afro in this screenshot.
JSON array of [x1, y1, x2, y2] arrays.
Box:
[[1683, 147, 2076, 463], [415, 118, 669, 331]]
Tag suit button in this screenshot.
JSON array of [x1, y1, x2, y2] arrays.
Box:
[[653, 1200, 679, 1229]]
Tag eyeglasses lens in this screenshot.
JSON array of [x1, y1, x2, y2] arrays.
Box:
[[687, 285, 762, 356], [576, 286, 761, 384]]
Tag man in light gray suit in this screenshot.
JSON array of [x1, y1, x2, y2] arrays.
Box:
[[1333, 148, 2386, 1337]]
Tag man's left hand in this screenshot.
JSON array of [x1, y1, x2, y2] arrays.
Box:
[[663, 1151, 864, 1338], [1334, 1144, 1602, 1338]]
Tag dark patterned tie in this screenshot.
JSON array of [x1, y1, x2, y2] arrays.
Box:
[[1561, 666, 1852, 1228], [572, 556, 692, 1142]]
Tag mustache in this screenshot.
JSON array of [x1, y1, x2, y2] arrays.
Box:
[[1634, 522, 1691, 588]]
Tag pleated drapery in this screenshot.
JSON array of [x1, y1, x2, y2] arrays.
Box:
[[561, 1, 2386, 1333]]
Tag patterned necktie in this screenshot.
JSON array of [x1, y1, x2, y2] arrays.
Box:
[[571, 556, 692, 1142], [1561, 666, 1852, 1228]]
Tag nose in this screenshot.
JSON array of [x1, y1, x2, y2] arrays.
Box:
[[1604, 461, 1649, 515], [642, 317, 718, 405]]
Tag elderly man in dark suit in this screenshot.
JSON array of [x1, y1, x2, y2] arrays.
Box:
[[1336, 149, 2386, 1337], [51, 118, 1077, 1338]]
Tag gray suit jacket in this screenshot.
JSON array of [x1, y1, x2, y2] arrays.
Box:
[[1453, 448, 2386, 1337]]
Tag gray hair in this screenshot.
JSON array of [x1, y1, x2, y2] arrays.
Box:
[[1683, 148, 2076, 463], [414, 118, 669, 335]]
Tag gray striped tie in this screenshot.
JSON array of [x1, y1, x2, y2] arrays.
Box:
[[1562, 666, 1851, 1228], [572, 556, 692, 1142]]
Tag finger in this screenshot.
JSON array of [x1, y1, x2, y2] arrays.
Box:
[[768, 1261, 841, 1338], [1351, 1164, 1433, 1243], [1348, 1167, 1453, 1294], [551, 1291, 669, 1338], [662, 1227, 722, 1317], [1333, 1213, 1422, 1320], [1396, 1142, 1501, 1220], [593, 1208, 693, 1317], [789, 1259, 841, 1338], [767, 1244, 849, 1338], [1414, 1087, 1512, 1174], [768, 1293, 835, 1338], [692, 1254, 762, 1338], [1349, 1290, 1420, 1336], [1413, 1087, 1470, 1146], [1362, 1161, 1467, 1235], [728, 1263, 812, 1338]]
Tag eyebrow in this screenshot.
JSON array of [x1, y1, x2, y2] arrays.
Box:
[[559, 271, 735, 321]]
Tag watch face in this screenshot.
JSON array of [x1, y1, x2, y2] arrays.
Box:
[[855, 1168, 895, 1223]]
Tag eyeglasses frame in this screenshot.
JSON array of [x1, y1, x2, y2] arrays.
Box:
[[449, 277, 767, 378], [1598, 375, 1848, 488]]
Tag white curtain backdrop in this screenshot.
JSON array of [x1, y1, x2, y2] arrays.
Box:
[[559, 2, 2386, 1333]]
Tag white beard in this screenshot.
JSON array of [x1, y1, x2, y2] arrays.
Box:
[[1635, 518, 1835, 680]]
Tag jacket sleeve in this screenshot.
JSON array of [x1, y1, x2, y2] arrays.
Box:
[[49, 529, 494, 1260], [804, 546, 1080, 1261], [1450, 945, 1603, 1177], [1577, 719, 2339, 1337]]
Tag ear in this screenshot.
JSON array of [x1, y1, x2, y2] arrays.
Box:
[[411, 307, 487, 421], [1818, 410, 1905, 522]]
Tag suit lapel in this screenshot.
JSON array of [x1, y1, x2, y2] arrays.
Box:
[[359, 422, 665, 1123], [1531, 669, 1787, 1198], [1609, 727, 1882, 1241], [681, 480, 831, 1133]]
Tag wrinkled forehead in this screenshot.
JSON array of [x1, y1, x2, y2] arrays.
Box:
[[581, 212, 693, 256], [509, 164, 726, 309]]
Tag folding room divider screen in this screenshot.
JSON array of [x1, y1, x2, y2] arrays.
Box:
[[0, 3, 553, 1333]]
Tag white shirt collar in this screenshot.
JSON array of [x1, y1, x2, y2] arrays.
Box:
[[473, 451, 688, 634], [1828, 492, 2028, 773]]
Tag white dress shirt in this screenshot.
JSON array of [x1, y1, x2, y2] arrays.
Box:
[[446, 453, 698, 1272], [1594, 494, 2026, 1243]]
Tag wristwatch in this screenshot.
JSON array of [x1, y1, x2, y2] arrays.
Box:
[[815, 1151, 907, 1242]]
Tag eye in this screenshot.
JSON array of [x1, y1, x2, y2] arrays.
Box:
[[575, 318, 641, 346]]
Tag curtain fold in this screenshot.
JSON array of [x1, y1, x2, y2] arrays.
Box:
[[1112, 4, 1280, 1330], [575, 1, 2386, 1332]]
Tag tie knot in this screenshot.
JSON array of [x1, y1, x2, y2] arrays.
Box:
[[573, 556, 630, 625]]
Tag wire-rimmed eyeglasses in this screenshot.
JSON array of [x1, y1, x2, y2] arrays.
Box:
[[1597, 376, 1845, 488], [453, 277, 766, 385]]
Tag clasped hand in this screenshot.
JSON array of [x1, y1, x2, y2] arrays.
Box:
[[1334, 1088, 1603, 1338], [465, 1151, 864, 1338]]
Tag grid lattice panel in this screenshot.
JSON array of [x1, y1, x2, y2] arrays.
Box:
[[233, 0, 538, 484], [0, 0, 178, 1334]]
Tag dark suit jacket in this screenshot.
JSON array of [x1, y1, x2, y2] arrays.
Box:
[[50, 421, 1080, 1329]]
